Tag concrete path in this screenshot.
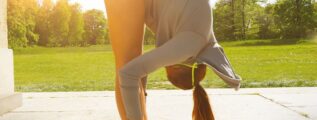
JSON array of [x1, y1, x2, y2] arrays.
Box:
[[0, 87, 316, 120]]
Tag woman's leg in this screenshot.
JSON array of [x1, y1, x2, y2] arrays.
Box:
[[118, 31, 208, 120], [104, 0, 148, 120]]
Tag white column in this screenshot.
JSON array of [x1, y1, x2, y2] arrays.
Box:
[[0, 0, 22, 115], [0, 0, 7, 48]]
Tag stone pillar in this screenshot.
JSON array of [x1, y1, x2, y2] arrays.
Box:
[[0, 0, 7, 48], [0, 0, 22, 115]]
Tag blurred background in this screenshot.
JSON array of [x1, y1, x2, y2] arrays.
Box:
[[7, 0, 317, 92]]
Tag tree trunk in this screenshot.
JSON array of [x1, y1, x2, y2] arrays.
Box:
[[231, 0, 236, 40], [242, 0, 246, 40]]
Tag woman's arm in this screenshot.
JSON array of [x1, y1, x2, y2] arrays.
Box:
[[104, 0, 147, 120]]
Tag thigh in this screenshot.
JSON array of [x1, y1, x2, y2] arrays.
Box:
[[105, 0, 145, 67]]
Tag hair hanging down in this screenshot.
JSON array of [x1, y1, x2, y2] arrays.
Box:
[[192, 80, 215, 120], [165, 64, 215, 120]]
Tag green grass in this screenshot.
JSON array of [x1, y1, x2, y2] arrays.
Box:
[[13, 40, 317, 92]]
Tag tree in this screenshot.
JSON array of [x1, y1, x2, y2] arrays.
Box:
[[231, 0, 236, 40], [48, 0, 71, 47], [35, 0, 53, 46], [83, 9, 107, 45], [313, 1, 317, 35], [7, 0, 39, 48], [214, 0, 264, 40], [233, 0, 265, 40], [214, 0, 235, 40], [23, 0, 39, 46], [257, 4, 279, 39], [68, 3, 85, 46], [7, 0, 27, 48], [274, 0, 316, 39]]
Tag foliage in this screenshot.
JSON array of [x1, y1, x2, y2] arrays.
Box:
[[257, 4, 280, 39], [83, 9, 107, 45], [68, 3, 85, 46], [213, 0, 235, 40], [6, 0, 317, 48], [48, 0, 71, 47], [273, 0, 317, 39], [213, 0, 317, 41], [35, 0, 53, 46], [7, 0, 108, 48], [7, 0, 39, 48]]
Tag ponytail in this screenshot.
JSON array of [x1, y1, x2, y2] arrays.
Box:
[[165, 63, 214, 120], [192, 82, 215, 120]]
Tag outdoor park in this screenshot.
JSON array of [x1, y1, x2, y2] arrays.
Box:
[[0, 0, 317, 120]]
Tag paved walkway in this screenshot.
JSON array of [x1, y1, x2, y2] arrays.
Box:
[[0, 87, 316, 120]]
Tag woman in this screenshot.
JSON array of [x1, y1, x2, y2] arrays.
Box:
[[105, 0, 241, 120]]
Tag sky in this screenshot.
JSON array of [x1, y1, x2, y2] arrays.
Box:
[[68, 0, 277, 17], [69, 0, 106, 13]]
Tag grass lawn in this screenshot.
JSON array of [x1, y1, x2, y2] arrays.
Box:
[[13, 40, 317, 92]]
